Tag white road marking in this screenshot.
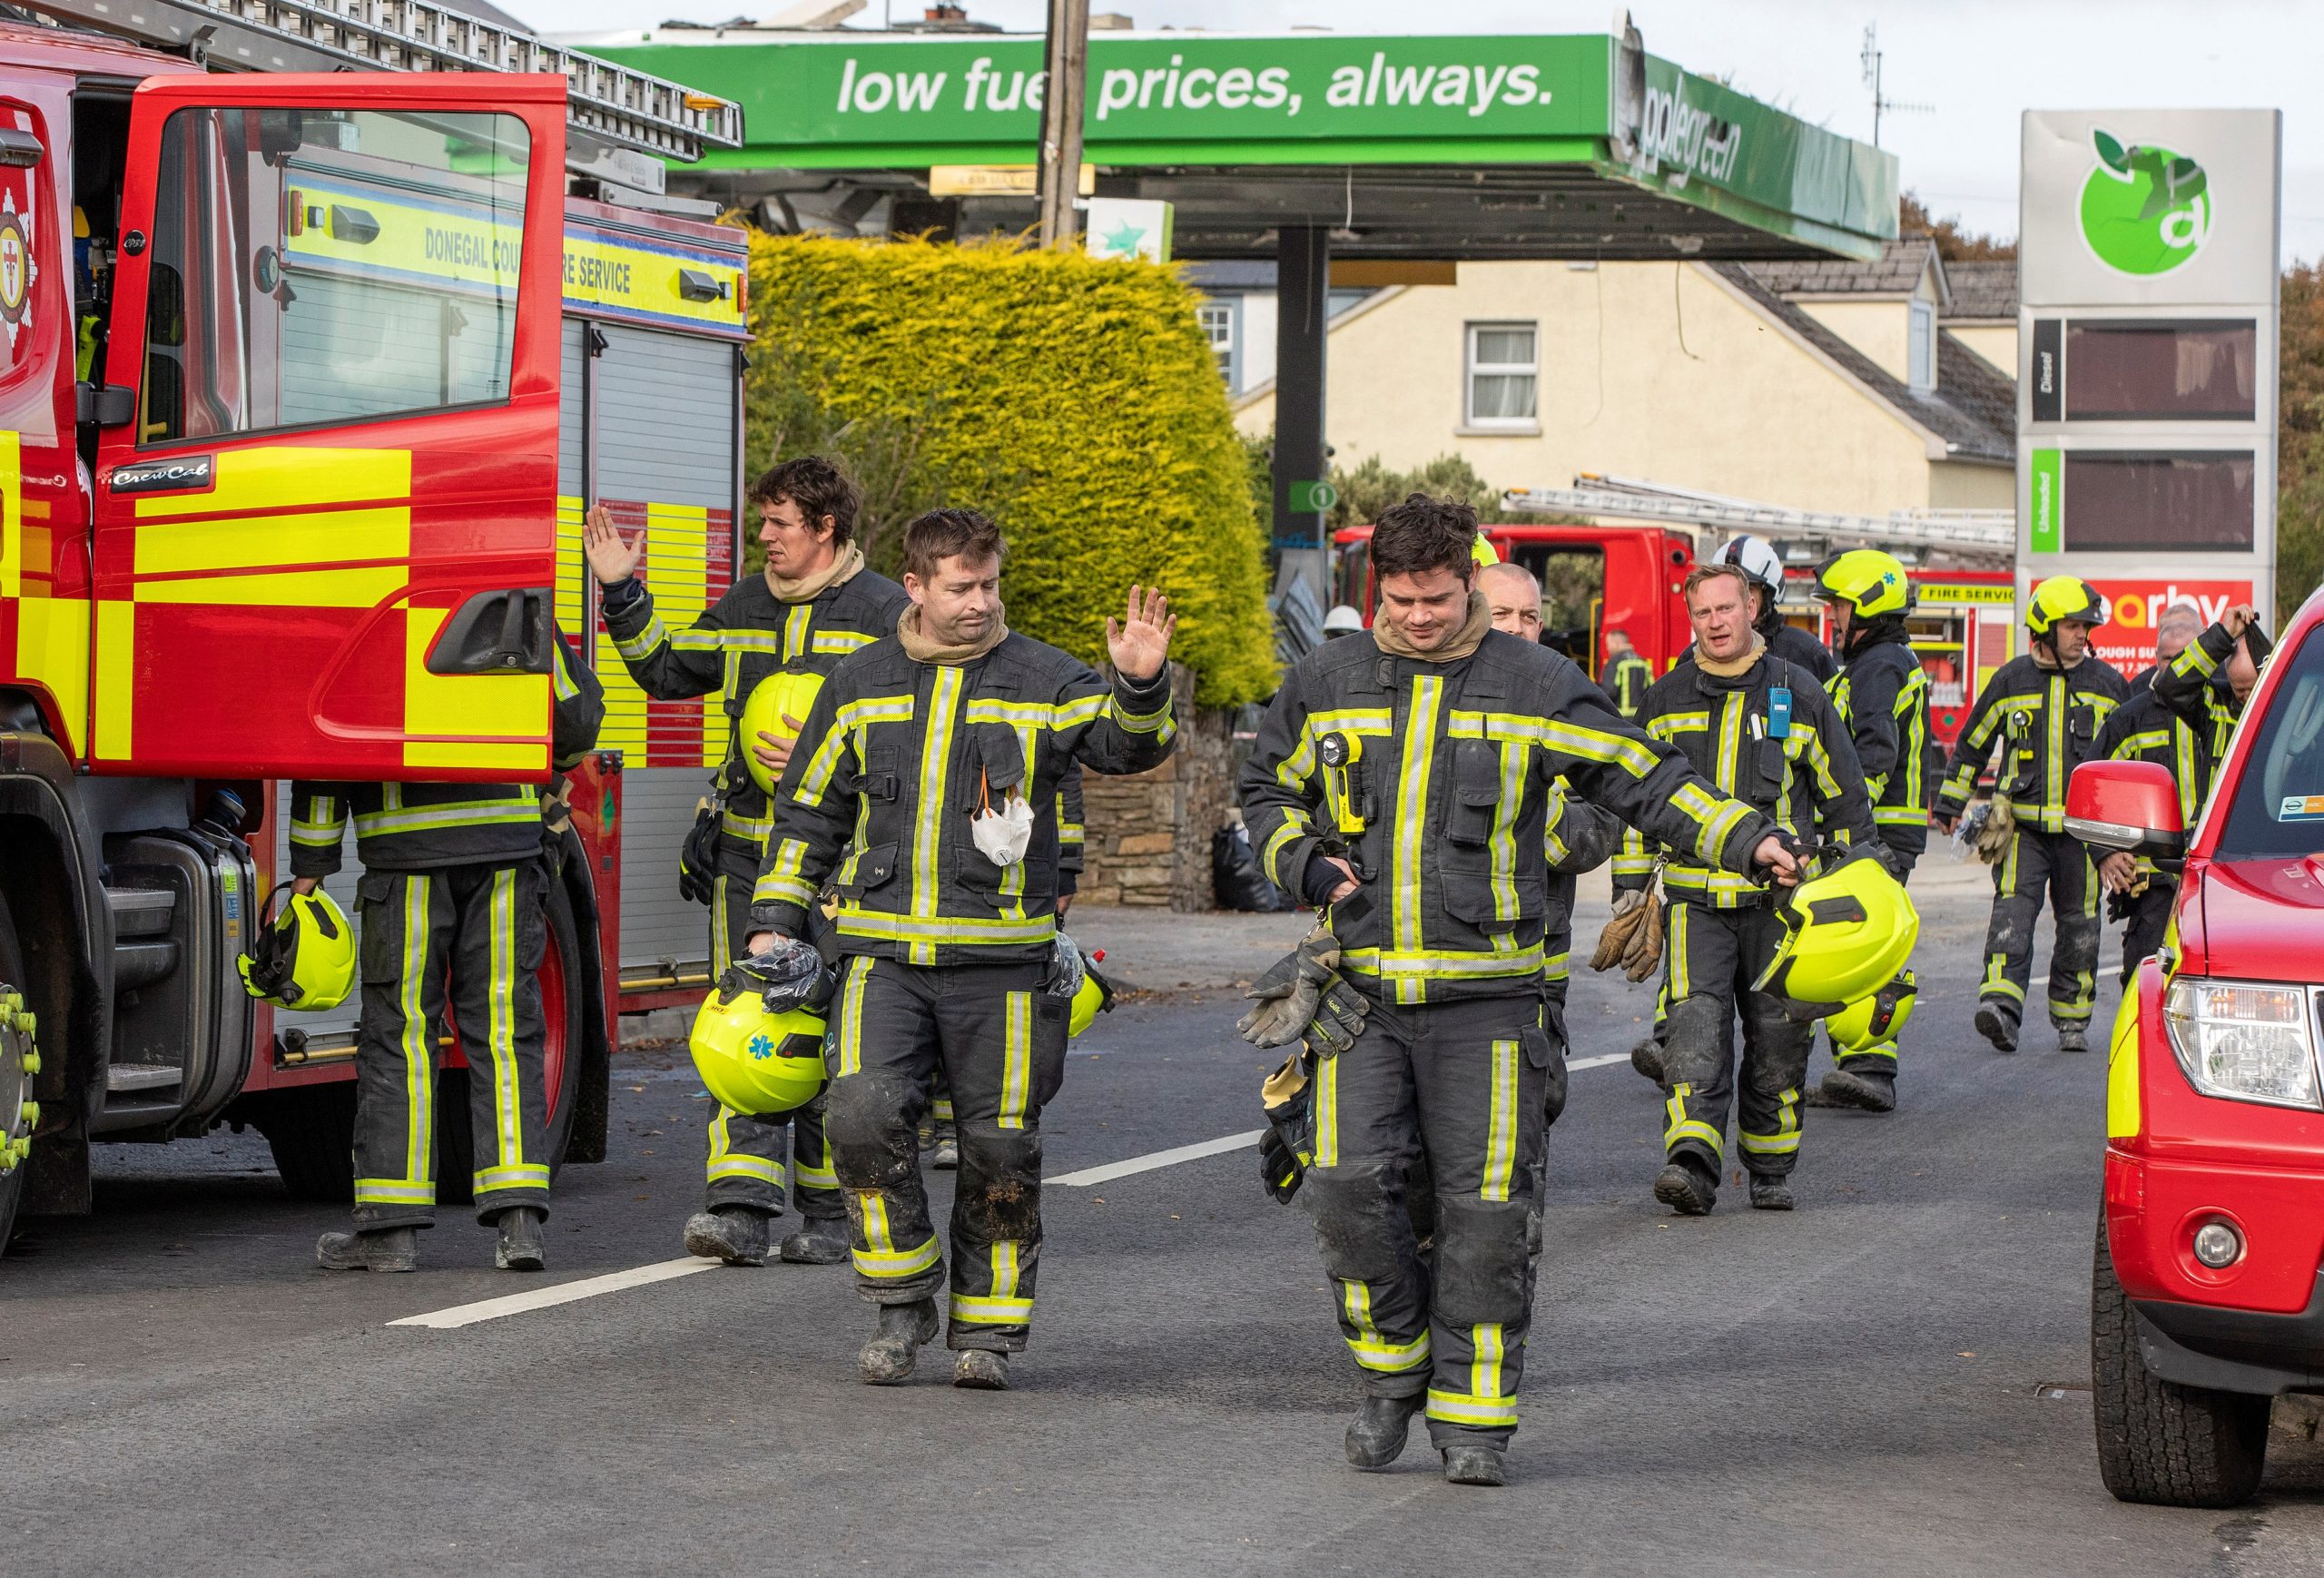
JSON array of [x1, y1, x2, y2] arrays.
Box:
[[1566, 1052, 1629, 1072], [1052, 1130, 1265, 1187], [388, 1257, 718, 1329]]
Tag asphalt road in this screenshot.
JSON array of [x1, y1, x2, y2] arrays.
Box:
[[7, 869, 2324, 1577]]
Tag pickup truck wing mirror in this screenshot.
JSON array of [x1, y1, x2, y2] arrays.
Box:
[[2066, 759, 2186, 860]]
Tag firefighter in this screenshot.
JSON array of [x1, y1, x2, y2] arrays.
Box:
[[744, 508, 1177, 1393], [1618, 561, 1877, 1215], [1478, 560, 1544, 644], [585, 457, 911, 1270], [1710, 534, 1837, 685], [2092, 603, 2209, 986], [1809, 549, 1932, 1112], [1602, 626, 1654, 720], [1239, 492, 1799, 1487], [1932, 576, 2129, 1054], [305, 632, 606, 1274], [2152, 602, 2273, 769]]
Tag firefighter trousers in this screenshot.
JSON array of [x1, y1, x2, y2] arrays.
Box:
[[1660, 902, 1810, 1179], [350, 860, 549, 1230], [1979, 829, 2100, 1026], [703, 851, 840, 1219], [1834, 859, 1911, 1075], [2119, 876, 2178, 989], [822, 956, 1068, 1352], [1304, 991, 1553, 1449]]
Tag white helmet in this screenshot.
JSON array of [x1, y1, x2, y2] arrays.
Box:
[[1713, 535, 1786, 599], [1322, 604, 1364, 636]]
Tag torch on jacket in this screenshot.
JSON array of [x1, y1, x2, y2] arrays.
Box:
[[748, 635, 1175, 963], [1238, 628, 1778, 1007]]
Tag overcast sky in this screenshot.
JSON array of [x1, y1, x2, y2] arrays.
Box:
[[551, 0, 2324, 265]]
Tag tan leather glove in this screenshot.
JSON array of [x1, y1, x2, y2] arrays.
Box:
[[1591, 888, 1651, 972], [1623, 888, 1665, 983]]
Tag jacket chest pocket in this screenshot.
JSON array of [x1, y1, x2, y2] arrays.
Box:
[[2066, 699, 2101, 751], [854, 743, 905, 847], [1751, 735, 1792, 799], [1444, 738, 1502, 848]]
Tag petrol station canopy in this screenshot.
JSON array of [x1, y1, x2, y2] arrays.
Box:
[[581, 28, 1899, 263]]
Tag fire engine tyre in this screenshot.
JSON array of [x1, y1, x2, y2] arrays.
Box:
[[2092, 1212, 2270, 1508], [261, 1082, 359, 1203], [434, 880, 584, 1206], [0, 886, 30, 1259]]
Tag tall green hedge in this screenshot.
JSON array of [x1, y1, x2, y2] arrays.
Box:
[[744, 234, 1275, 705]]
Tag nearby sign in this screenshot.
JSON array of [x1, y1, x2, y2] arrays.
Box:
[[1084, 197, 1172, 263], [2086, 575, 2256, 675]]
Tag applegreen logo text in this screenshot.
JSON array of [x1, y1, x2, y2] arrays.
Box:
[[2079, 128, 2210, 276]]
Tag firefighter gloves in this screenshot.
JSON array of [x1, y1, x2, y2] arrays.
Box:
[[1590, 886, 1664, 981], [1238, 925, 1369, 1054]]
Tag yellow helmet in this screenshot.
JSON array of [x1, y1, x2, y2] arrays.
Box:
[[738, 669, 828, 795], [1754, 847, 1920, 1020], [238, 883, 357, 1011], [1826, 969, 1917, 1051], [1070, 950, 1118, 1038], [689, 971, 828, 1117], [1814, 550, 1914, 620], [1471, 531, 1501, 567], [2026, 576, 2108, 636]]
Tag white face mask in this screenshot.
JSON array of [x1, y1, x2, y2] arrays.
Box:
[[971, 792, 1035, 866]]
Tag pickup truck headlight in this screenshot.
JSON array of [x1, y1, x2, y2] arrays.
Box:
[[2163, 979, 2321, 1110]]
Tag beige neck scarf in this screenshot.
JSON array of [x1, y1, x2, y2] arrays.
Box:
[[897, 603, 1009, 665], [766, 541, 863, 605], [1694, 635, 1767, 679], [1372, 591, 1492, 664]]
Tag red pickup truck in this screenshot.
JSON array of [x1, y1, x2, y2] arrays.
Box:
[[2070, 594, 2324, 1507]]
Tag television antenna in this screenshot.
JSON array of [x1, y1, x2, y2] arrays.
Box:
[[1860, 23, 1934, 148]]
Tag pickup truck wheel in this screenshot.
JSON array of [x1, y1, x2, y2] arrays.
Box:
[[0, 888, 34, 1260], [2093, 1210, 2270, 1507], [434, 879, 582, 1206]]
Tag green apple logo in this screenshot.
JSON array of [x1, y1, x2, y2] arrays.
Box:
[[2079, 128, 2210, 275]]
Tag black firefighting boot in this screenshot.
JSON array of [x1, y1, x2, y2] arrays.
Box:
[[316, 1225, 418, 1273], [1653, 1155, 1718, 1217], [859, 1297, 940, 1386], [2055, 1021, 2091, 1054], [1344, 1394, 1426, 1470], [1817, 1068, 1896, 1112], [1630, 1036, 1667, 1084], [1748, 1173, 1796, 1212], [495, 1207, 547, 1272], [1442, 1444, 1508, 1486], [779, 1213, 851, 1265], [684, 1204, 773, 1267], [953, 1349, 1010, 1390], [1974, 1000, 2020, 1053]]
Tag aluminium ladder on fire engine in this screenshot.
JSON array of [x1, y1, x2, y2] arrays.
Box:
[[1502, 473, 2016, 567], [16, 0, 741, 167]]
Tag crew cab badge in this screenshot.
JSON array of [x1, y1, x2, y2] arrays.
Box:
[[109, 454, 216, 494]]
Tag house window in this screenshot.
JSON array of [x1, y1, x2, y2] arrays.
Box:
[[1466, 321, 1538, 427], [1908, 300, 1936, 391], [1197, 298, 1238, 390]]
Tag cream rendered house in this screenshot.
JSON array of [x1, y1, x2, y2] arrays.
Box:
[[1229, 239, 2017, 517]]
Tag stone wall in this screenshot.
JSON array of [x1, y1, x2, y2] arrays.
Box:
[[1076, 664, 1238, 911]]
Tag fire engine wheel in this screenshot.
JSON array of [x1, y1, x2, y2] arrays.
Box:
[[2091, 1211, 2270, 1508], [434, 879, 583, 1207], [0, 887, 35, 1260]]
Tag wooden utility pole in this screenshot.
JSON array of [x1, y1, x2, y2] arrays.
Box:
[[1035, 0, 1088, 249]]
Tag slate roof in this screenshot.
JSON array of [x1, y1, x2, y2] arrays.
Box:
[[1710, 261, 2013, 465], [1941, 259, 2019, 321], [1745, 236, 1945, 302]]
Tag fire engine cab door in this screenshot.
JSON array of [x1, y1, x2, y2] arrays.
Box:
[[89, 74, 568, 781]]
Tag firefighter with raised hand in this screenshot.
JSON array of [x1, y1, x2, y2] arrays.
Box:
[[1932, 576, 2129, 1053], [303, 631, 606, 1274], [1809, 549, 1932, 1113], [1602, 626, 1654, 720], [744, 508, 1177, 1393], [1710, 534, 1837, 685], [2152, 600, 2273, 769], [1620, 562, 1877, 1215], [586, 457, 910, 1270], [1239, 494, 1799, 1488], [2093, 603, 2210, 985]]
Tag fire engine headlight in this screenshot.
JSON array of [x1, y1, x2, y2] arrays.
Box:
[[2192, 1221, 2243, 1269], [2162, 979, 2321, 1110]]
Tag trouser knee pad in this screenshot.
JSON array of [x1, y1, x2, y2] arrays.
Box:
[[954, 1119, 1044, 1243], [1430, 1197, 1531, 1328], [823, 1072, 921, 1188]]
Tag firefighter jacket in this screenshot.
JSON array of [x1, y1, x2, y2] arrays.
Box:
[[601, 563, 911, 852], [291, 637, 606, 878], [1827, 631, 1933, 861], [1935, 653, 2129, 833], [2093, 667, 2208, 870], [749, 635, 1175, 963], [1612, 650, 1877, 907], [2152, 618, 2270, 773], [1603, 650, 1654, 720], [1238, 628, 1778, 1006], [1768, 620, 1839, 685]]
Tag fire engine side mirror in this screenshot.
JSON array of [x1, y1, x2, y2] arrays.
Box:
[[76, 381, 135, 428], [2065, 759, 2185, 860]]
